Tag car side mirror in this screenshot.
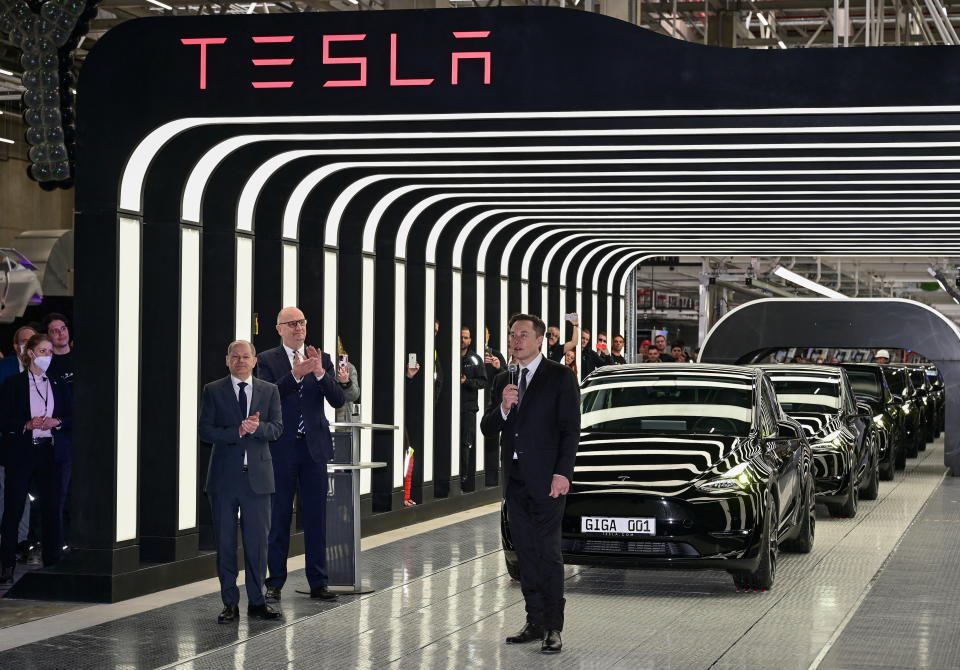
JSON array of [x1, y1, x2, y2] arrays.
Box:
[[776, 420, 802, 440], [856, 402, 873, 418]]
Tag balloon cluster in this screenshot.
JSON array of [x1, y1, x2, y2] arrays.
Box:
[[0, 0, 99, 190]]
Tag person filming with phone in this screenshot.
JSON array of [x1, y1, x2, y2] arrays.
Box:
[[333, 338, 360, 427]]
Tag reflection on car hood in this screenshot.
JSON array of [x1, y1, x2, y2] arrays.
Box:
[[573, 431, 751, 495], [787, 411, 842, 442]]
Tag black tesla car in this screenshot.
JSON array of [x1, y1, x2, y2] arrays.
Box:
[[500, 363, 814, 591], [881, 365, 924, 458], [924, 364, 945, 435], [904, 364, 937, 444], [756, 365, 877, 518], [840, 363, 902, 478]]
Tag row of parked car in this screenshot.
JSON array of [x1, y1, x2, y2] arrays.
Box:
[[501, 360, 945, 591]]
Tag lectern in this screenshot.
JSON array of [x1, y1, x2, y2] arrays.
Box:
[[325, 422, 397, 594]]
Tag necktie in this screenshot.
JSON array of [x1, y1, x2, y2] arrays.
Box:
[[238, 381, 248, 419], [519, 368, 528, 404], [294, 350, 306, 435]]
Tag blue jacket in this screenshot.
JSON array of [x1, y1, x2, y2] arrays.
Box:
[[199, 376, 282, 495], [257, 346, 345, 463]]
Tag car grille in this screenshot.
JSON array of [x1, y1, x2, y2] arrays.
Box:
[[569, 539, 700, 557]]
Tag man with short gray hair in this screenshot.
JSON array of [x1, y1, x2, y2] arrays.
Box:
[[200, 339, 283, 623]]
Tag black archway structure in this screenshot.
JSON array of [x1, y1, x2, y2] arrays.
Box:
[[18, 6, 960, 601], [698, 298, 960, 474]]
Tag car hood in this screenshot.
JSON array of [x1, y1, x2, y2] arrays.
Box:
[[573, 431, 754, 495], [786, 411, 842, 441]]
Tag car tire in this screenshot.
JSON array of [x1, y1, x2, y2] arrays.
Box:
[[731, 498, 778, 591], [781, 474, 815, 554], [504, 554, 520, 580], [828, 467, 859, 518], [880, 447, 896, 481], [894, 435, 907, 470], [861, 440, 880, 500], [906, 429, 919, 458]]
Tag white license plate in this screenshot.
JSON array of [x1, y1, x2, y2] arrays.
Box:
[[581, 516, 656, 535]]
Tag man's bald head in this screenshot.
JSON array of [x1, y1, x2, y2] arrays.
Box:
[[276, 306, 307, 350]]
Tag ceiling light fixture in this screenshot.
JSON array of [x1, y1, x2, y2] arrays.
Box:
[[0, 137, 14, 144], [247, 2, 257, 13], [0, 68, 14, 76], [773, 265, 847, 298], [147, 0, 174, 9]]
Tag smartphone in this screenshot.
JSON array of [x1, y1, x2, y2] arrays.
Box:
[[485, 346, 493, 356], [565, 312, 578, 322], [338, 354, 348, 371], [407, 353, 417, 369]]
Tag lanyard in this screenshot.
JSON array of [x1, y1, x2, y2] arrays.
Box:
[[30, 373, 50, 415]]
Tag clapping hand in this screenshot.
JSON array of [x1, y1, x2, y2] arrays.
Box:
[[240, 411, 260, 437], [293, 351, 317, 379], [305, 346, 325, 378]]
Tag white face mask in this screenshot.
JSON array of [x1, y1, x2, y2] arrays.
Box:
[[33, 355, 53, 372]]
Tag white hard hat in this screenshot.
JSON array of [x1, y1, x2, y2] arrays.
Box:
[[875, 349, 890, 359]]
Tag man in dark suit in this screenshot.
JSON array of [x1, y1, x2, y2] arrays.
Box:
[[481, 313, 580, 654], [258, 306, 345, 602], [199, 339, 283, 623]]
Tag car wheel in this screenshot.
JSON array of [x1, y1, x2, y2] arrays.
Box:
[[782, 474, 815, 554], [828, 467, 859, 518], [731, 498, 778, 591], [861, 437, 880, 500], [894, 434, 907, 470], [504, 554, 520, 580], [906, 429, 919, 458]]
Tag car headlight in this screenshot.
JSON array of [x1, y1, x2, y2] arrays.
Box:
[[696, 463, 752, 492]]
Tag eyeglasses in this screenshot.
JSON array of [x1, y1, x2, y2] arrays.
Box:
[[278, 319, 307, 328]]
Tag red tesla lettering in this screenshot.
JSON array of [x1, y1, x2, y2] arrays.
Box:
[[389, 33, 434, 87], [323, 34, 368, 88], [251, 35, 295, 89], [451, 31, 491, 85], [180, 37, 227, 90]]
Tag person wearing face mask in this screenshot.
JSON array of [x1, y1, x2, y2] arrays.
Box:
[[0, 333, 73, 583]]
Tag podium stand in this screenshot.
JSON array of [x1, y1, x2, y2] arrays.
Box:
[[326, 422, 396, 594]]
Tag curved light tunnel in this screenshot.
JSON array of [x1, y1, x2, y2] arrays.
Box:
[[107, 106, 960, 545]]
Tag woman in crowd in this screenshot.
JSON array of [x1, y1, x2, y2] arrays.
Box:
[[0, 333, 72, 583], [564, 348, 578, 376]]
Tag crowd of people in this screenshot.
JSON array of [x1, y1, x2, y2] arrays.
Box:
[[0, 313, 75, 584]]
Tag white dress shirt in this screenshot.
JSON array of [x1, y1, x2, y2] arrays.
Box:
[[231, 375, 253, 465], [28, 371, 54, 439]]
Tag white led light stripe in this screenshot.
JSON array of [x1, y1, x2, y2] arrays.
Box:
[[582, 405, 753, 423], [178, 227, 201, 531], [116, 217, 141, 543], [126, 104, 960, 213], [776, 394, 842, 408], [235, 236, 254, 341]]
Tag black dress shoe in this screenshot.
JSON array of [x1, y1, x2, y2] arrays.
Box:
[[265, 587, 281, 601], [505, 622, 544, 644], [309, 586, 338, 601], [217, 604, 239, 624], [247, 603, 282, 620], [541, 629, 562, 654]]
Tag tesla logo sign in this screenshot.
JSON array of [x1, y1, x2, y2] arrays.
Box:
[[180, 31, 492, 90]]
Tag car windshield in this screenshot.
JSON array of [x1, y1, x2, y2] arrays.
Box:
[[767, 374, 842, 412], [579, 372, 754, 437], [845, 370, 882, 399], [909, 370, 927, 389]]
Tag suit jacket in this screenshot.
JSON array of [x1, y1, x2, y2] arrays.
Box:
[[199, 376, 282, 495], [0, 370, 73, 465], [0, 357, 20, 387], [480, 357, 580, 496], [257, 346, 345, 464]]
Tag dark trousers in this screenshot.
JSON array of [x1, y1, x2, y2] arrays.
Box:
[[1, 443, 68, 569], [505, 467, 567, 631], [267, 437, 329, 590], [460, 408, 478, 491], [208, 473, 271, 607]]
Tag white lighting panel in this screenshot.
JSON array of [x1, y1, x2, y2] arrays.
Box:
[[116, 217, 141, 542], [282, 243, 298, 307], [360, 255, 375, 493], [423, 266, 435, 482], [178, 227, 200, 530], [450, 270, 462, 478], [234, 236, 254, 341]]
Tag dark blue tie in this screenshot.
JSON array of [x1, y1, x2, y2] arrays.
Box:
[[238, 381, 248, 420], [519, 368, 528, 404], [294, 350, 306, 435]]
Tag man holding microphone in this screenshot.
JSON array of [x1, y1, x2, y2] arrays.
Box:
[[481, 313, 580, 654]]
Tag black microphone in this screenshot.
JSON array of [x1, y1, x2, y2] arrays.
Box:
[[507, 364, 518, 411]]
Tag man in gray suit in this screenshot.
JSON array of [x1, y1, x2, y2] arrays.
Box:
[[200, 340, 283, 623]]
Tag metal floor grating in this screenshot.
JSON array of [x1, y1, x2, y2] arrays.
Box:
[[0, 440, 952, 669]]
